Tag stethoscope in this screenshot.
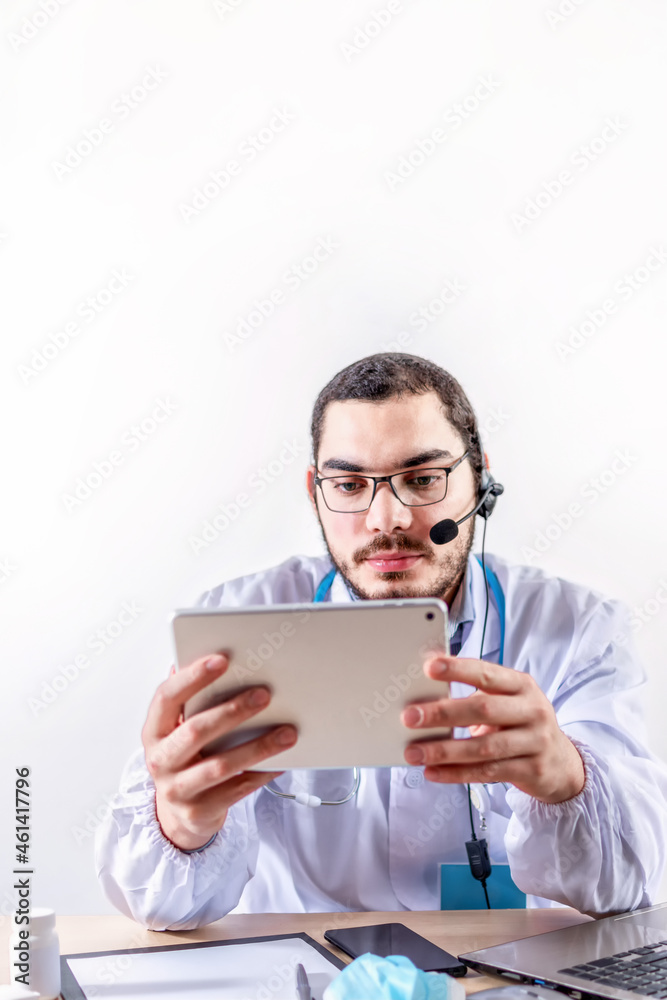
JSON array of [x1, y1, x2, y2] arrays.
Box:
[[264, 558, 505, 807]]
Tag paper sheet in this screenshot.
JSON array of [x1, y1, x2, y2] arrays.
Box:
[[64, 935, 342, 1000]]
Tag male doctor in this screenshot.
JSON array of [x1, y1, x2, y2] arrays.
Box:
[[96, 352, 667, 929]]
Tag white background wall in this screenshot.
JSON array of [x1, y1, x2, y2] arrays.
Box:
[[2, 0, 667, 920]]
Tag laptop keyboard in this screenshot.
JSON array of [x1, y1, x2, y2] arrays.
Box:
[[559, 939, 667, 995]]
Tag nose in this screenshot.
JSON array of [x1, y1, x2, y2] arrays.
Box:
[[364, 481, 413, 534]]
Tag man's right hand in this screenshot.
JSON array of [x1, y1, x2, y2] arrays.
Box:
[[141, 653, 298, 852]]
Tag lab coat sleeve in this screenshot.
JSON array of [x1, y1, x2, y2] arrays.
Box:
[[503, 598, 667, 917], [94, 571, 284, 931], [94, 746, 261, 930]]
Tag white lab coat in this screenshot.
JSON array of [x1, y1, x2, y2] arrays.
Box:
[[95, 551, 667, 929]]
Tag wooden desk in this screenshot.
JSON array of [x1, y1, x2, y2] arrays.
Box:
[[1, 909, 591, 994]]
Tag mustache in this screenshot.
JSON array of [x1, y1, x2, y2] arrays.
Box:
[[354, 536, 432, 563]]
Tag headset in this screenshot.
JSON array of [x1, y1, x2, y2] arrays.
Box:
[[429, 429, 504, 546]]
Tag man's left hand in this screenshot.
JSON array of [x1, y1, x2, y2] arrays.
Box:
[[401, 654, 586, 804]]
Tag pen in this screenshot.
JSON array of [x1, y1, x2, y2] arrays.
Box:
[[295, 962, 312, 1000]]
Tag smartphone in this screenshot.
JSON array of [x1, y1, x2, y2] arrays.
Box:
[[323, 922, 468, 975]]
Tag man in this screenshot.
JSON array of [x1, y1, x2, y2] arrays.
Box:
[[95, 352, 667, 929]]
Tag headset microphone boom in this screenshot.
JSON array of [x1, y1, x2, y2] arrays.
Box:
[[429, 438, 504, 545]]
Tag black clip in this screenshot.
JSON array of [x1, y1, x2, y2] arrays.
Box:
[[465, 837, 492, 881]]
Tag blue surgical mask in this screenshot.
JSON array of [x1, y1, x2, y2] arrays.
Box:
[[323, 952, 467, 1000]]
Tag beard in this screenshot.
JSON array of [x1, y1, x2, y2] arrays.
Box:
[[314, 506, 476, 603]]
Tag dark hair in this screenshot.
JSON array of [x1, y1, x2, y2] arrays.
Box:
[[310, 353, 482, 492]]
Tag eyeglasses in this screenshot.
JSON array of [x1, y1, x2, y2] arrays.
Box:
[[314, 451, 470, 513]]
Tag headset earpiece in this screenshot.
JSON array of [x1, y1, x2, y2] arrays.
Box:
[[475, 435, 504, 520]]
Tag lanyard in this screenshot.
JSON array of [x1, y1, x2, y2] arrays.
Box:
[[313, 558, 505, 666]]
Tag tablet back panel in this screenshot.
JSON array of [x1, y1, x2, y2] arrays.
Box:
[[172, 599, 450, 769]]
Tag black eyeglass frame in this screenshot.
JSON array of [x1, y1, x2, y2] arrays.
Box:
[[313, 450, 470, 513]]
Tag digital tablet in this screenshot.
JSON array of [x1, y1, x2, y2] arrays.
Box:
[[171, 599, 451, 769]]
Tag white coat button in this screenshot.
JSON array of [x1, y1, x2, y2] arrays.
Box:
[[405, 769, 424, 788]]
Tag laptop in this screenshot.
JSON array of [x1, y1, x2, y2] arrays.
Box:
[[459, 902, 667, 999]]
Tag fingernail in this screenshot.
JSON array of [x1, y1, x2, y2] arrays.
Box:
[[405, 745, 424, 765], [429, 658, 449, 675], [249, 687, 270, 707], [276, 727, 297, 746], [402, 706, 423, 727], [205, 655, 225, 671]]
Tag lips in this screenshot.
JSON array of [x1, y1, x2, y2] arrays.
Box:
[[365, 553, 424, 572]]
